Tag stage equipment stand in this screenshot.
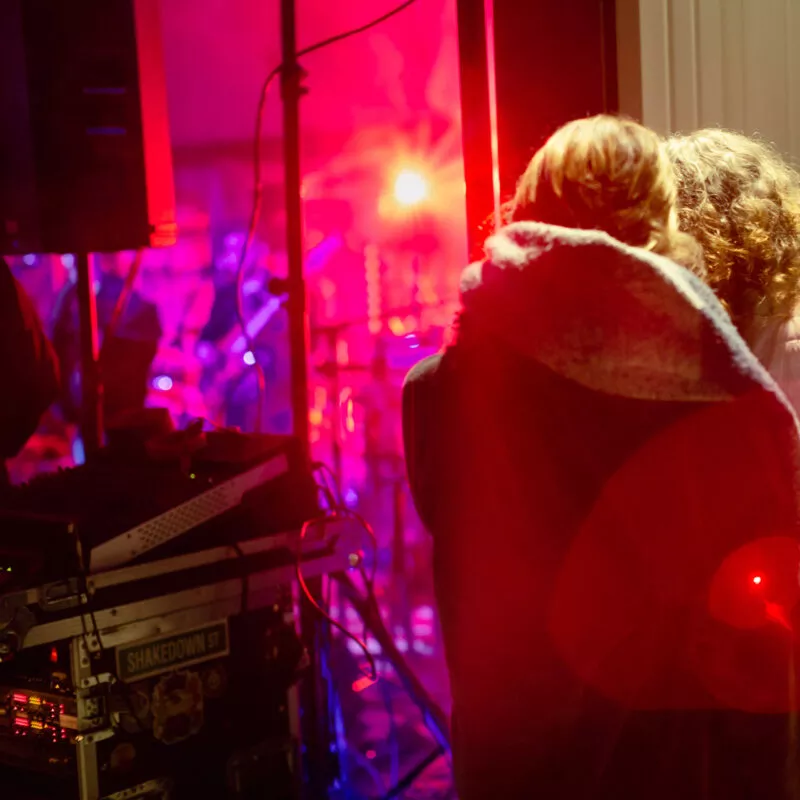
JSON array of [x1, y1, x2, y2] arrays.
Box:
[[279, 0, 332, 795], [281, 0, 311, 460], [76, 252, 103, 456], [278, 3, 452, 793]]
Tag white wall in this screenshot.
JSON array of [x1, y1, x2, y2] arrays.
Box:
[[618, 0, 800, 162]]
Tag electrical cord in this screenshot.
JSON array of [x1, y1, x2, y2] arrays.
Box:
[[333, 504, 379, 594], [294, 491, 400, 793], [296, 495, 382, 679], [312, 460, 344, 507], [300, 472, 379, 674], [321, 587, 391, 800], [236, 0, 418, 432], [302, 466, 453, 798], [348, 508, 379, 594], [70, 526, 99, 661], [296, 0, 416, 59], [235, 69, 274, 432], [72, 527, 147, 733], [296, 512, 377, 681]]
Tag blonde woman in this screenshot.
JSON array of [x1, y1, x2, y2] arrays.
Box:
[[471, 115, 705, 270], [511, 115, 704, 268], [667, 129, 800, 411]]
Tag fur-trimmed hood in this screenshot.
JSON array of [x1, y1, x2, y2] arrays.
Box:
[[460, 222, 789, 405]]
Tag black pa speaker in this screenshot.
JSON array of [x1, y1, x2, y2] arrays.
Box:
[[0, 0, 176, 255]]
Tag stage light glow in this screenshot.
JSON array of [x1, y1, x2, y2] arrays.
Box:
[[223, 232, 244, 250], [393, 169, 428, 206], [243, 350, 256, 366], [753, 575, 762, 585], [153, 375, 173, 392], [22, 254, 36, 266]]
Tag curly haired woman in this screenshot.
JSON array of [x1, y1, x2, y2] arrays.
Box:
[[667, 129, 800, 410], [404, 115, 800, 799]]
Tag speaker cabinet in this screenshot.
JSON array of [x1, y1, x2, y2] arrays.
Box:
[[457, 0, 618, 254], [0, 0, 176, 255]]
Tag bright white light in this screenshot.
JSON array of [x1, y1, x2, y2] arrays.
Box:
[[153, 375, 173, 391], [61, 254, 75, 269], [23, 254, 36, 266], [393, 169, 428, 206], [243, 351, 256, 366]]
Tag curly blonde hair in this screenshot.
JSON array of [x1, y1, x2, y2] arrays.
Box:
[[511, 115, 701, 268], [666, 129, 800, 342]]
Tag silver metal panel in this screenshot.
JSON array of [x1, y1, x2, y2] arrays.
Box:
[[89, 454, 289, 572], [24, 551, 350, 650], [87, 530, 301, 593]]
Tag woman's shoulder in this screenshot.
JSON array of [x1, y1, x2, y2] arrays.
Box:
[[403, 353, 444, 390]]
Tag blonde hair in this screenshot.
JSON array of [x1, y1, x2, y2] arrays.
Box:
[[666, 129, 800, 341], [512, 115, 699, 265]]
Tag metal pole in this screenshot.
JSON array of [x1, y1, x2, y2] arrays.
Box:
[[280, 3, 329, 796], [75, 252, 103, 456], [325, 328, 344, 484], [280, 0, 311, 461]]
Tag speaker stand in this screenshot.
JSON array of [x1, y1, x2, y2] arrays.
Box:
[[75, 252, 103, 457], [278, 0, 331, 794], [280, 0, 311, 460]]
